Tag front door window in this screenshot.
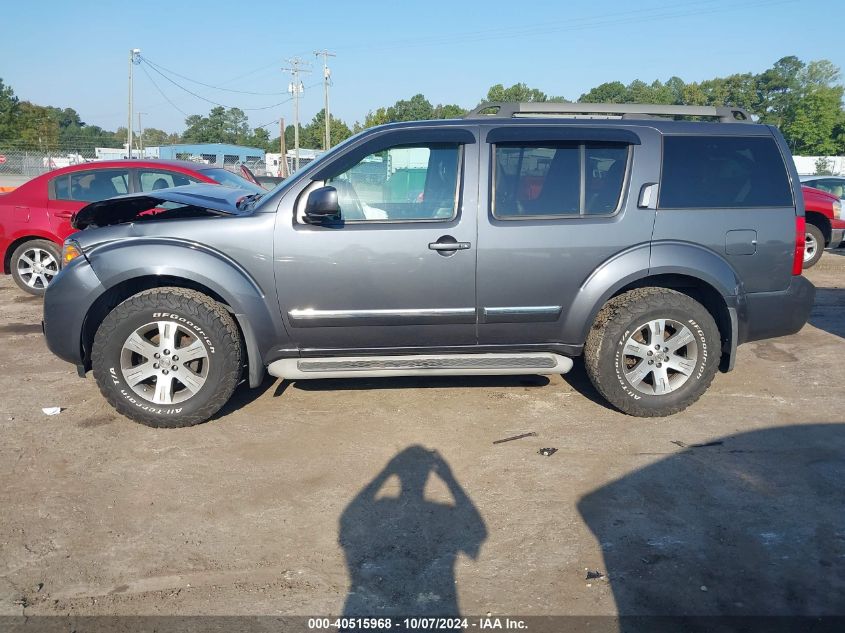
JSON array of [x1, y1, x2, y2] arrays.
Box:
[[322, 144, 461, 222]]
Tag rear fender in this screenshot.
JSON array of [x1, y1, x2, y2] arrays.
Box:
[[648, 241, 742, 296], [563, 241, 740, 354], [561, 244, 652, 344]]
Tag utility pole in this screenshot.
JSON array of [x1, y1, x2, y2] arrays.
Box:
[[314, 50, 336, 150], [282, 57, 309, 171], [127, 48, 140, 159], [279, 117, 288, 178], [137, 112, 147, 155]]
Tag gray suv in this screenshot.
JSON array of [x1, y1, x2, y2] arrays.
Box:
[[43, 102, 815, 427]]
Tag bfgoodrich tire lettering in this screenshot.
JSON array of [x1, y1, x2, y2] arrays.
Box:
[[92, 287, 241, 428], [584, 287, 720, 417]]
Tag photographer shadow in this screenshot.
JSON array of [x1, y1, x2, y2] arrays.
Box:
[[339, 446, 487, 618]]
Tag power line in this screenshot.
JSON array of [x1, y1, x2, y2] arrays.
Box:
[[142, 56, 290, 96], [139, 62, 190, 118], [252, 81, 323, 130], [139, 57, 299, 111], [328, 0, 794, 53]]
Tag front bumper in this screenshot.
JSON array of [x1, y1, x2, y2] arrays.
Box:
[[42, 257, 105, 367], [738, 275, 816, 344], [829, 219, 845, 249]]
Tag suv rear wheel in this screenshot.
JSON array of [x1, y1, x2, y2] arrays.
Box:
[[91, 287, 242, 427], [10, 239, 60, 296], [584, 287, 720, 417]]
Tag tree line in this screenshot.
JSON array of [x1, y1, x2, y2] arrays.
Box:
[[1, 56, 843, 156]]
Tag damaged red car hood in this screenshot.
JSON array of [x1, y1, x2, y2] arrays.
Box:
[[71, 184, 262, 229]]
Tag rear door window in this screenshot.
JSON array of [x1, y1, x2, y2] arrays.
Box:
[[493, 142, 629, 218], [659, 136, 793, 209], [137, 169, 198, 192], [53, 169, 130, 202]]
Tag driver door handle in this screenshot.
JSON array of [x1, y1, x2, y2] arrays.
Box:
[[429, 236, 471, 251], [428, 242, 471, 251]]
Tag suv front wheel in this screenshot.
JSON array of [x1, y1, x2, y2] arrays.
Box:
[[584, 287, 720, 417], [91, 287, 242, 427]]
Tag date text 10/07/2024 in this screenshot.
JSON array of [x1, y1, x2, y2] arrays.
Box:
[[307, 617, 529, 630]]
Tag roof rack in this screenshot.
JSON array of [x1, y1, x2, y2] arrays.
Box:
[[465, 102, 751, 123]]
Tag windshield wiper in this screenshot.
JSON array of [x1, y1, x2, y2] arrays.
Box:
[[236, 193, 264, 210]]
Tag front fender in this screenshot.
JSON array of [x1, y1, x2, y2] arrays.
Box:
[[86, 237, 288, 387]]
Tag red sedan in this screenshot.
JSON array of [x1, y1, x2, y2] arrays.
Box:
[[0, 159, 263, 295]]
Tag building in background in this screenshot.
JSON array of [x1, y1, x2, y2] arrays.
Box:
[[265, 149, 324, 177], [95, 143, 266, 171], [149, 143, 266, 171]]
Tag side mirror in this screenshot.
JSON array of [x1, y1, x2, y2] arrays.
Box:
[[304, 186, 341, 224]]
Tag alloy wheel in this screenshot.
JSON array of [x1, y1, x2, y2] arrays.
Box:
[[16, 247, 58, 290], [804, 231, 818, 263], [621, 318, 698, 395], [120, 321, 210, 405]]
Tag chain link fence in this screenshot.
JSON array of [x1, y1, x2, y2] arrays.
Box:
[[0, 147, 272, 188], [0, 148, 95, 179]]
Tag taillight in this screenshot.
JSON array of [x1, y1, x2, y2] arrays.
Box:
[[792, 216, 805, 275]]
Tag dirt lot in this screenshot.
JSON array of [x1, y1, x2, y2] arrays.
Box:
[[0, 253, 843, 622]]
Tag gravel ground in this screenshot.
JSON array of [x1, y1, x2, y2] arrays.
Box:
[[0, 253, 843, 621]]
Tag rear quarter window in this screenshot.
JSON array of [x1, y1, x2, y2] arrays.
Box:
[[659, 136, 793, 209]]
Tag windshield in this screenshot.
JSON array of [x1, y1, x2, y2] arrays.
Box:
[[201, 168, 265, 194]]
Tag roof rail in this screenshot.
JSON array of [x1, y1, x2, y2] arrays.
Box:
[[465, 102, 751, 123]]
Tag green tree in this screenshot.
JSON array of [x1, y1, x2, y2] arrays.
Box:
[[183, 106, 227, 143], [224, 107, 250, 144], [361, 107, 390, 128], [432, 103, 467, 119], [140, 127, 176, 147], [356, 96, 465, 131], [757, 55, 805, 129], [783, 86, 844, 154], [387, 94, 434, 121], [579, 81, 628, 103], [300, 109, 352, 149], [247, 126, 272, 151], [16, 102, 60, 150], [665, 76, 686, 104], [485, 83, 548, 103], [0, 78, 20, 143]]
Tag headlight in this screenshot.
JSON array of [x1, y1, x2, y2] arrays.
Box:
[[61, 240, 84, 267], [833, 200, 842, 220]]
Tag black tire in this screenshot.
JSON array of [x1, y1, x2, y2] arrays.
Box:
[[91, 287, 242, 428], [584, 287, 720, 417], [10, 239, 60, 296], [803, 223, 825, 269]]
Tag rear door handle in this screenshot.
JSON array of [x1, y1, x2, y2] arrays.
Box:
[[429, 241, 471, 251]]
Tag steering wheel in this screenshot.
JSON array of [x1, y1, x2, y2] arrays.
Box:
[[330, 180, 366, 221]]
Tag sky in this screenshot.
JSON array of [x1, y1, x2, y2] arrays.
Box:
[[1, 0, 843, 136]]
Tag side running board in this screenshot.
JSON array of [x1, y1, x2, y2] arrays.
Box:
[[267, 353, 573, 380]]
